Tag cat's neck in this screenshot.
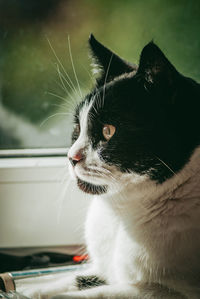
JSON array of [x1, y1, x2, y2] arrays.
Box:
[[102, 146, 200, 208]]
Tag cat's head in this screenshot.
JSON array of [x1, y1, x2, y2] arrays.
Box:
[[68, 34, 200, 196]]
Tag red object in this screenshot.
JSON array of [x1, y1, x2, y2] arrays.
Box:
[[73, 254, 89, 263]]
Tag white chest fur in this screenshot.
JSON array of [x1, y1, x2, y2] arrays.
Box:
[[84, 147, 200, 295]]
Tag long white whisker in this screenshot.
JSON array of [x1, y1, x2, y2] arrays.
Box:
[[46, 37, 79, 96], [47, 92, 77, 121], [40, 112, 72, 127], [102, 53, 113, 107], [81, 64, 95, 85], [56, 176, 72, 224], [68, 35, 83, 98], [155, 156, 176, 176], [50, 61, 75, 97], [47, 91, 69, 103], [95, 88, 102, 111], [53, 79, 79, 110], [57, 64, 70, 94], [56, 64, 76, 101]]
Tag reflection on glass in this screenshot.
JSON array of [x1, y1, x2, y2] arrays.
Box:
[[0, 0, 200, 149]]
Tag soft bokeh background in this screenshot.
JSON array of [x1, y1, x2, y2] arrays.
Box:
[[1, 0, 200, 149]]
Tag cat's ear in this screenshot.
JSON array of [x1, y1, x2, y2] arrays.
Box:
[[89, 34, 136, 86], [137, 42, 178, 88]]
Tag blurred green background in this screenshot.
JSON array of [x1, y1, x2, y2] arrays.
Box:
[[0, 0, 200, 149]]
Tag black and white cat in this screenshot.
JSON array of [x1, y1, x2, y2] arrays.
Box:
[[35, 35, 200, 298]]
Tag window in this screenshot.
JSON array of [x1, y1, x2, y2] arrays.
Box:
[[0, 1, 86, 150], [1, 0, 200, 150]]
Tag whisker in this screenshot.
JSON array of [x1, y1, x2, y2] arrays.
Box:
[[95, 88, 103, 111], [46, 37, 79, 96], [40, 112, 72, 127], [50, 60, 75, 97], [56, 176, 73, 224], [81, 63, 95, 86], [102, 53, 113, 107], [56, 64, 76, 101], [51, 79, 79, 112], [155, 156, 177, 176], [68, 35, 83, 98], [47, 91, 68, 102]]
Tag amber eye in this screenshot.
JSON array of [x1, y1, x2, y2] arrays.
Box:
[[102, 124, 116, 141]]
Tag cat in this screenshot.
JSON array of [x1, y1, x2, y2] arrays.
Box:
[[32, 34, 200, 298]]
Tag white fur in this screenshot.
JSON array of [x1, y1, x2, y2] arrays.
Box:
[[68, 99, 92, 163], [29, 101, 200, 299], [50, 146, 200, 299]]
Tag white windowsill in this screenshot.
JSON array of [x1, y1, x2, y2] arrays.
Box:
[[0, 152, 89, 247], [0, 148, 68, 158], [0, 156, 68, 182], [0, 156, 67, 168]]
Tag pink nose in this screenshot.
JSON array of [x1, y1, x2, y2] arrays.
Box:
[[68, 152, 83, 167]]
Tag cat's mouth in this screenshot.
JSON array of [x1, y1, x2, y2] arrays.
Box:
[[77, 177, 108, 195]]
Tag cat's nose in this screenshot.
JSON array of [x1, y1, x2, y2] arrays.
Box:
[[68, 152, 83, 167]]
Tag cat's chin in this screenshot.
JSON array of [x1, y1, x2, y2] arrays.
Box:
[[76, 177, 108, 195]]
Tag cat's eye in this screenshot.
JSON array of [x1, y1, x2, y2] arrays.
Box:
[[102, 124, 116, 141]]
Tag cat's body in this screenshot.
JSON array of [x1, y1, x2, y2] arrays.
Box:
[[84, 149, 200, 299], [30, 35, 200, 298]]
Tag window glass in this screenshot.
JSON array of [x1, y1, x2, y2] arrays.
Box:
[[1, 0, 200, 149]]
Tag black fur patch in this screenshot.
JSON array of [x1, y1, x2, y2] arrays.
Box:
[[76, 275, 106, 290]]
